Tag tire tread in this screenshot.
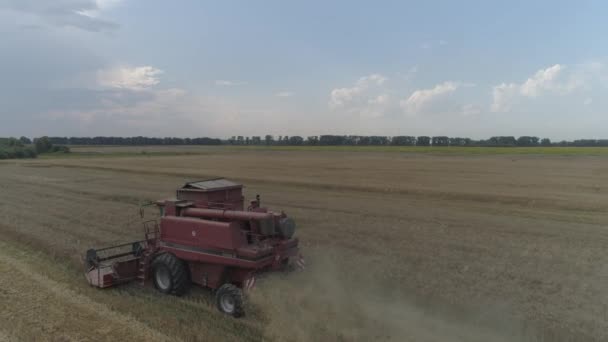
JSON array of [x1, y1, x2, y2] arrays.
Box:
[[215, 283, 244, 317], [151, 253, 190, 296]]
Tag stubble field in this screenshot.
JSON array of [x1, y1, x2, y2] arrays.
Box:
[[1, 146, 608, 341]]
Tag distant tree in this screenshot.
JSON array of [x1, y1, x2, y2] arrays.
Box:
[[572, 139, 595, 147], [50, 145, 70, 153], [346, 135, 359, 145], [449, 137, 471, 146], [368, 136, 389, 145], [432, 136, 449, 146], [487, 136, 516, 146], [391, 136, 416, 146], [517, 136, 539, 146], [23, 147, 37, 158], [540, 138, 551, 146], [288, 136, 304, 145], [19, 136, 31, 145], [319, 135, 347, 145], [34, 136, 53, 153], [264, 135, 274, 145], [237, 136, 244, 145], [306, 136, 319, 145], [0, 139, 38, 159], [2, 137, 23, 147], [416, 136, 431, 146]]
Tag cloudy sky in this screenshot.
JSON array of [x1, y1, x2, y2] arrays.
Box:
[[1, 1, 607, 139]]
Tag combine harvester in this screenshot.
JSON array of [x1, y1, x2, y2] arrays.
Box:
[[84, 178, 304, 317]]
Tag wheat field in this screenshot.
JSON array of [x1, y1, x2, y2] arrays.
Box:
[[1, 147, 608, 341]]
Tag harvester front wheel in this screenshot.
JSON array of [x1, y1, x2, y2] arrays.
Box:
[[215, 284, 244, 317], [151, 253, 190, 296]]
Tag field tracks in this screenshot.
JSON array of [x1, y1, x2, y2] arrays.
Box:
[[0, 241, 175, 342], [23, 160, 607, 214]]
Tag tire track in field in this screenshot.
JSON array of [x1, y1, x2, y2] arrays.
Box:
[[26, 162, 607, 213], [0, 244, 176, 342], [0, 331, 15, 342]]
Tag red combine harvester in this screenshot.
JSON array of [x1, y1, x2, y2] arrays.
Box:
[[84, 178, 303, 317]]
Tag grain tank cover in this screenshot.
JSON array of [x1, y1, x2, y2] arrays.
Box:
[[177, 178, 244, 210], [182, 179, 242, 191]]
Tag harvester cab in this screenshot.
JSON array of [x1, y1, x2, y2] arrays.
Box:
[[84, 178, 304, 317]]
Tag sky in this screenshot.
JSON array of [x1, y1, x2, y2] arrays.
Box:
[[0, 0, 607, 140]]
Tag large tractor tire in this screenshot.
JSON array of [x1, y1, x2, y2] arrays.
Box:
[[215, 284, 244, 317], [151, 253, 190, 296]]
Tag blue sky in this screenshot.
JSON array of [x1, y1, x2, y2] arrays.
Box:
[[0, 0, 606, 139]]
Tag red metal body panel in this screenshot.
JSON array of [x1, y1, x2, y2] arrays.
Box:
[[181, 208, 273, 221], [188, 263, 226, 288], [159, 243, 273, 268], [160, 216, 247, 253]]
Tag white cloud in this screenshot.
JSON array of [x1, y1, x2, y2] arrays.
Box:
[[491, 64, 584, 112], [329, 73, 387, 108], [490, 82, 519, 112], [0, 0, 121, 31], [215, 80, 247, 86], [401, 81, 460, 113], [368, 94, 389, 106], [520, 64, 562, 97], [275, 91, 294, 97], [78, 0, 123, 17], [583, 98, 593, 105], [42, 85, 302, 137], [97, 66, 163, 90]]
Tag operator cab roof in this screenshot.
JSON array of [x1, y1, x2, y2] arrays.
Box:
[[181, 178, 242, 192]]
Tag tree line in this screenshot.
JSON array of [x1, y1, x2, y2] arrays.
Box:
[[45, 136, 222, 146], [3, 135, 608, 151], [228, 135, 608, 147], [0, 136, 69, 159]]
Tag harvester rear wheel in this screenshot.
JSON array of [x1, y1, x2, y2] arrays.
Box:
[[215, 284, 244, 317], [151, 253, 190, 296]]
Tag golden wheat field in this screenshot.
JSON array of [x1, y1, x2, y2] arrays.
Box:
[[2, 146, 608, 341]]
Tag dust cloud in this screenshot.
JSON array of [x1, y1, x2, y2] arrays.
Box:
[[250, 247, 534, 342]]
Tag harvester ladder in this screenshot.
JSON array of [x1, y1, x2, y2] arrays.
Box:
[[138, 220, 160, 286], [143, 220, 159, 244], [136, 249, 154, 286]]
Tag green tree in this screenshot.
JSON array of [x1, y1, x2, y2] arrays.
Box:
[[288, 136, 304, 145], [517, 136, 540, 146], [416, 136, 431, 146], [306, 136, 319, 145], [34, 136, 53, 153], [391, 136, 416, 146], [264, 135, 274, 145], [432, 136, 449, 146]]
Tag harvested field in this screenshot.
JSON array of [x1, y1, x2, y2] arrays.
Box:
[[1, 147, 608, 341]]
